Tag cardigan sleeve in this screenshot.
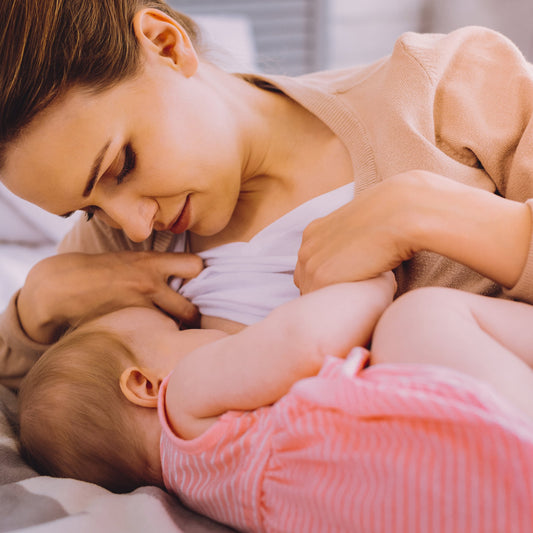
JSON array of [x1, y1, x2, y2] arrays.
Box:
[[0, 292, 50, 390], [402, 26, 533, 302]]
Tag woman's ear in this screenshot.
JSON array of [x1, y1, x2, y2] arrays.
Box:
[[120, 366, 163, 408], [132, 8, 199, 76]]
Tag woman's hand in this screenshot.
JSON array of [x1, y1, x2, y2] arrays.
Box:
[[294, 174, 420, 293], [17, 251, 203, 344], [295, 170, 531, 294]]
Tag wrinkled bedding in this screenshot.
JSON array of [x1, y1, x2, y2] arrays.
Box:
[[0, 385, 235, 533]]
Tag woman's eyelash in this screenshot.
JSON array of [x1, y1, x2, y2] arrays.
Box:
[[82, 145, 135, 222], [116, 143, 136, 184], [84, 207, 97, 222]]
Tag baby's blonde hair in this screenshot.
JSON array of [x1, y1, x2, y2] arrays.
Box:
[[18, 325, 158, 493]]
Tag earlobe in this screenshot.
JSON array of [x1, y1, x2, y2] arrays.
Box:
[[120, 366, 162, 408], [132, 8, 199, 76]]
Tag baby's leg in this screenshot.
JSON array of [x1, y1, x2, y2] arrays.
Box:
[[371, 287, 533, 421]]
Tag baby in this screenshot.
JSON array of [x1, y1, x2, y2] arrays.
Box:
[[18, 277, 533, 532]]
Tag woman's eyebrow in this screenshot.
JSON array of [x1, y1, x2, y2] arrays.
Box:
[[83, 140, 111, 197]]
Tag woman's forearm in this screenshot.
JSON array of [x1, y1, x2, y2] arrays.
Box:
[[17, 261, 67, 344], [296, 171, 532, 294], [17, 251, 203, 344], [0, 293, 48, 390], [407, 172, 531, 288]]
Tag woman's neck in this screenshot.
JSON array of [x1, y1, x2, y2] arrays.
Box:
[[190, 69, 353, 250]]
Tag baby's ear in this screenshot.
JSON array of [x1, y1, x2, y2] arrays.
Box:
[[120, 367, 162, 408]]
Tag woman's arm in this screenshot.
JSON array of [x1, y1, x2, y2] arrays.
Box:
[[166, 274, 395, 438], [296, 28, 533, 299], [0, 292, 49, 390], [0, 214, 202, 389], [18, 212, 202, 344], [295, 171, 531, 293], [410, 172, 531, 288], [17, 251, 203, 344]]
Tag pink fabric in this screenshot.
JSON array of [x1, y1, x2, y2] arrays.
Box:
[[159, 350, 533, 533]]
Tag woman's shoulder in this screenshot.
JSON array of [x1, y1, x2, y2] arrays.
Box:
[[394, 26, 527, 84], [397, 25, 519, 52]]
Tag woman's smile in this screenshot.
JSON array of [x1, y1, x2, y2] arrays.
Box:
[[169, 195, 192, 234]]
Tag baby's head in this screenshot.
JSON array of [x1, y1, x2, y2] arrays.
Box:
[[18, 323, 157, 492], [18, 307, 226, 493]]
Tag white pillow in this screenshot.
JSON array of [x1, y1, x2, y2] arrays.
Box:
[[0, 185, 80, 245], [0, 242, 58, 311]]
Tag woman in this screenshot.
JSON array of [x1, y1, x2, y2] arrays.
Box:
[[1, 0, 533, 388]]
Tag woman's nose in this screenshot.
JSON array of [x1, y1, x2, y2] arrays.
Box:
[[98, 196, 157, 242]]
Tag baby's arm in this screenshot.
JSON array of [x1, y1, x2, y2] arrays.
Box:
[[166, 273, 395, 438]]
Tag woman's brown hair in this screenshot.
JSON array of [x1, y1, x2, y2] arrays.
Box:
[[0, 0, 200, 162]]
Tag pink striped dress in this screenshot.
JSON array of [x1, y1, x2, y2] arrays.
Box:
[[158, 349, 533, 533]]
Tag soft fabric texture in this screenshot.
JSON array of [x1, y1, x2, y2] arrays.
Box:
[[159, 349, 533, 533], [0, 383, 235, 533], [4, 26, 533, 386], [176, 183, 354, 324]]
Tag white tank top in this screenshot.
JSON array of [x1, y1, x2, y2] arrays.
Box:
[[173, 183, 354, 325]]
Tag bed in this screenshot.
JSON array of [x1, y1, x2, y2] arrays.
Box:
[[0, 386, 236, 533], [0, 13, 261, 532]]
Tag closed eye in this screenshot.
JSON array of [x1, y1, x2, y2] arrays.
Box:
[[73, 144, 136, 223], [84, 206, 98, 221], [116, 143, 136, 185]]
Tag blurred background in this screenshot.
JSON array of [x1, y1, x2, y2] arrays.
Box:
[[330, 0, 533, 68], [168, 0, 533, 75]]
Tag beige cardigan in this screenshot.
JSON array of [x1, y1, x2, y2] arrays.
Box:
[[3, 26, 533, 389]]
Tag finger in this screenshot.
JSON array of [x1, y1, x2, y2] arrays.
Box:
[[294, 258, 315, 295], [153, 285, 200, 327], [295, 241, 315, 294], [149, 252, 204, 280], [294, 263, 319, 295], [293, 262, 302, 291]]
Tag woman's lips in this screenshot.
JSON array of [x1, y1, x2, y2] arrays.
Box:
[[170, 196, 191, 234]]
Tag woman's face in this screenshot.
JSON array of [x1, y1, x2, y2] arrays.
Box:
[[2, 55, 245, 242]]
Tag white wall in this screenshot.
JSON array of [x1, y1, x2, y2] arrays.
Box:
[[328, 0, 425, 67], [424, 0, 533, 60], [328, 0, 533, 68]]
